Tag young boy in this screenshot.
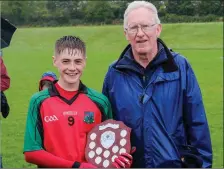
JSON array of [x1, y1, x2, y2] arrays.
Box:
[[23, 36, 133, 168], [39, 71, 57, 91]]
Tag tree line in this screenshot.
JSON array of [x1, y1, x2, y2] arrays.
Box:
[[1, 1, 223, 27]]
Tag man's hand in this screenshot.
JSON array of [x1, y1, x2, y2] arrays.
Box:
[[112, 147, 136, 168]]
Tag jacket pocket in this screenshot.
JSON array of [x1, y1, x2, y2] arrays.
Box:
[[153, 71, 180, 84], [177, 145, 203, 168]]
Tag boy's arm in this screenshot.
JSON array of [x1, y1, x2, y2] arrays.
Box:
[[24, 150, 96, 168], [24, 150, 74, 167]]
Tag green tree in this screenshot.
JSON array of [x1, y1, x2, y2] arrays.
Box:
[[197, 1, 223, 16], [84, 1, 114, 24], [166, 0, 195, 16]]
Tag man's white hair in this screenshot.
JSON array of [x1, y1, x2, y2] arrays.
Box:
[[123, 1, 161, 30]]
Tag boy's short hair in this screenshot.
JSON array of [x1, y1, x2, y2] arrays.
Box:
[[54, 35, 86, 57]]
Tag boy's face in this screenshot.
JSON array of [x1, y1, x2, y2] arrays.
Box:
[[53, 48, 86, 86]]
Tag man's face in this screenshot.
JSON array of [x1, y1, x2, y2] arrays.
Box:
[[53, 48, 86, 86], [125, 7, 162, 56]]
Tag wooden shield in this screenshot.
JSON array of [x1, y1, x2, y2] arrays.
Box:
[[85, 119, 131, 168]]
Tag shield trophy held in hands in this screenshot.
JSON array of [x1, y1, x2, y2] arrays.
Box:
[[85, 119, 131, 168]]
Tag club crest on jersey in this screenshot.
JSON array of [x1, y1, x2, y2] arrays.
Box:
[[84, 111, 94, 124]]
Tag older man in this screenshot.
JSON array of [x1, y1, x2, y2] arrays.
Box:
[[102, 1, 212, 168]]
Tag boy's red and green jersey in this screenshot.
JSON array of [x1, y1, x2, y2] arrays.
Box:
[[24, 82, 113, 163]]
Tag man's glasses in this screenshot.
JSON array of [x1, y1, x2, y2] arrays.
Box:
[[126, 23, 157, 35]]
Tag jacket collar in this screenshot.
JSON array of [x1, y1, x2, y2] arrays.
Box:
[[114, 38, 178, 74]]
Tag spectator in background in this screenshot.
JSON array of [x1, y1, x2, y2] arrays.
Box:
[[0, 50, 10, 92], [39, 71, 57, 91], [0, 50, 11, 168], [0, 50, 11, 119]]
